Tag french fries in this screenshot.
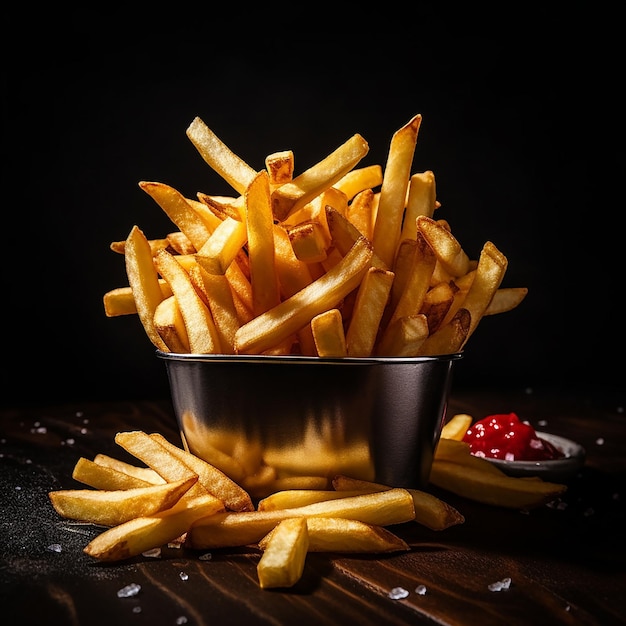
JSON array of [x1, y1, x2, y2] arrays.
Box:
[[49, 425, 570, 589], [103, 114, 526, 358], [432, 432, 567, 509]]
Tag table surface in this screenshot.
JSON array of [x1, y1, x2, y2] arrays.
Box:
[[1, 387, 625, 626]]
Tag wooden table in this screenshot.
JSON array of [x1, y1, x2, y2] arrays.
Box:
[[1, 387, 624, 625]]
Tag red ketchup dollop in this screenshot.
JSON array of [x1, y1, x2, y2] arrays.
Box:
[[462, 412, 565, 461]]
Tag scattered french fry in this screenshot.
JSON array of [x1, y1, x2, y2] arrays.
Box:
[[257, 517, 309, 588], [49, 477, 198, 526], [440, 414, 473, 441]]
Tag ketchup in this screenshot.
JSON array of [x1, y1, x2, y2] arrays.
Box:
[[462, 412, 564, 461]]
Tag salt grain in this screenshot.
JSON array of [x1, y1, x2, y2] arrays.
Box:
[[179, 571, 189, 581], [415, 585, 427, 595], [176, 617, 188, 625], [488, 577, 511, 592], [199, 553, 212, 561], [47, 544, 62, 553], [132, 606, 142, 614], [595, 437, 605, 446], [117, 583, 141, 598], [388, 587, 409, 600]]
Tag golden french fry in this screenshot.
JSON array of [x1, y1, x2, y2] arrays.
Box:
[[420, 281, 457, 334], [49, 476, 197, 526], [196, 193, 243, 222], [123, 225, 169, 351], [346, 267, 394, 357], [286, 220, 330, 263], [114, 431, 207, 498], [434, 438, 505, 475], [194, 215, 248, 275], [257, 489, 371, 511], [84, 493, 224, 562], [110, 237, 171, 255], [153, 295, 191, 353], [417, 215, 470, 277], [484, 287, 528, 315], [153, 249, 221, 354], [72, 457, 152, 491], [346, 188, 376, 241], [186, 488, 415, 549], [440, 414, 473, 441], [271, 133, 369, 221], [429, 460, 567, 510], [459, 241, 508, 347], [416, 307, 470, 356], [186, 116, 257, 195], [333, 164, 383, 201], [282, 187, 344, 244], [257, 517, 309, 589], [139, 182, 212, 250], [400, 170, 437, 241], [265, 150, 294, 186], [331, 475, 464, 531], [311, 309, 347, 357], [93, 454, 166, 484], [372, 114, 422, 268], [272, 224, 314, 298], [103, 281, 173, 317], [234, 236, 373, 355], [375, 314, 430, 357], [386, 232, 436, 328], [245, 170, 281, 316], [325, 205, 386, 268], [189, 264, 240, 354], [386, 238, 418, 318], [149, 433, 254, 512]]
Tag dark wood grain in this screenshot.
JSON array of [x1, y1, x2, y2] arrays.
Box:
[[1, 389, 624, 625]]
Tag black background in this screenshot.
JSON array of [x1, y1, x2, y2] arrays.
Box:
[[4, 7, 623, 407]]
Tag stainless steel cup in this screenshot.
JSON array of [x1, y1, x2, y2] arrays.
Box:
[[158, 351, 462, 490]]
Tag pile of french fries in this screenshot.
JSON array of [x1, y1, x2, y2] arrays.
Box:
[[103, 114, 528, 357], [49, 425, 566, 588], [49, 430, 465, 588]]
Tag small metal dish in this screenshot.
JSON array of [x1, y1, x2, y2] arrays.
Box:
[[484, 432, 586, 482]]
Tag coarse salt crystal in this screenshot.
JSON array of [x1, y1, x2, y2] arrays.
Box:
[[388, 587, 409, 600], [488, 577, 511, 592], [117, 583, 141, 598]]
